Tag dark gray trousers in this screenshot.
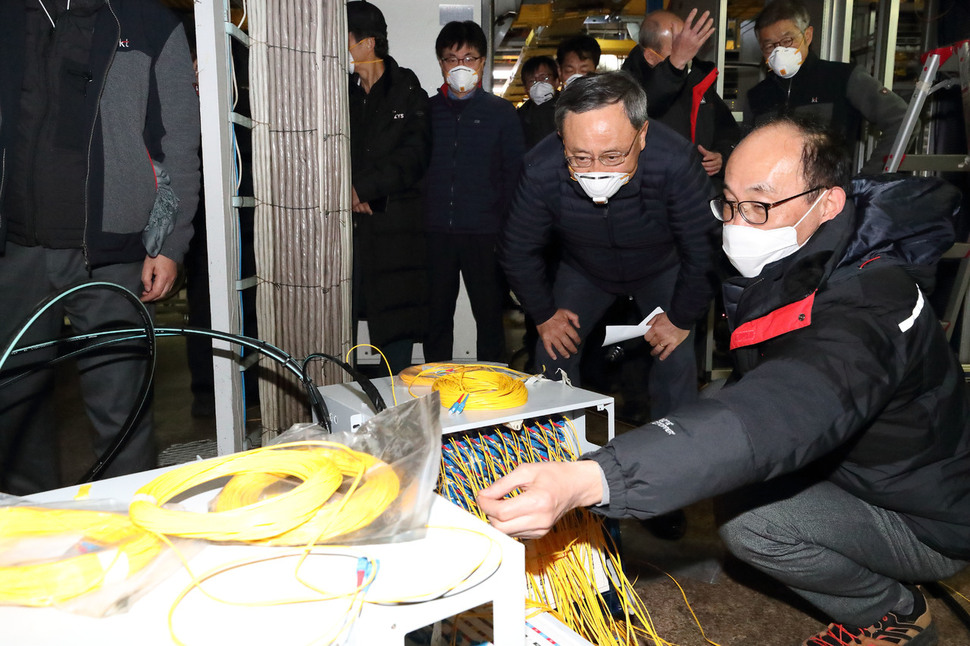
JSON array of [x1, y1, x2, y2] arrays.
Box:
[[718, 478, 968, 627], [537, 261, 698, 419], [0, 244, 156, 494]]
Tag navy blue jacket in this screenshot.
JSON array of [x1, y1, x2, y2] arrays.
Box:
[[424, 86, 525, 235], [500, 120, 717, 329]]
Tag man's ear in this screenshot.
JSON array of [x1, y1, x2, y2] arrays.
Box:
[[804, 25, 814, 48], [641, 47, 663, 67], [818, 186, 846, 224]]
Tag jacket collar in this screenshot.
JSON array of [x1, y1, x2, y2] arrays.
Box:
[[723, 198, 854, 332], [723, 175, 961, 345]]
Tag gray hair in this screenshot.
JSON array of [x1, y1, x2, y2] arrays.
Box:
[[554, 71, 648, 132], [755, 0, 811, 34]]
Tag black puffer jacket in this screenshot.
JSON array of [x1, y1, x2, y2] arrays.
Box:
[[424, 87, 524, 235], [500, 119, 717, 329], [349, 57, 431, 345], [588, 176, 970, 560], [745, 52, 908, 174]]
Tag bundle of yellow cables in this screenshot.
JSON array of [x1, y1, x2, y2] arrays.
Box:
[[128, 441, 399, 545], [401, 363, 529, 411], [0, 506, 164, 607], [213, 448, 400, 545]]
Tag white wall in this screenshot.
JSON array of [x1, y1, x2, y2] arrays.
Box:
[[365, 1, 482, 95]]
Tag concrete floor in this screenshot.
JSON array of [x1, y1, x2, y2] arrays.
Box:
[[50, 304, 970, 646]]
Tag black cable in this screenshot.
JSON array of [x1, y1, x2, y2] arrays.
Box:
[[0, 280, 345, 482], [0, 282, 155, 484], [301, 353, 387, 413], [7, 325, 335, 436]]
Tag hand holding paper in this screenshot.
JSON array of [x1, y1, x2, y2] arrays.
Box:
[[602, 306, 664, 346]]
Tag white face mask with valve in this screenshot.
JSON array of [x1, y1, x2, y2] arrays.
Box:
[[722, 190, 828, 278], [447, 66, 479, 94], [528, 81, 555, 105], [767, 46, 803, 79], [572, 171, 632, 205]]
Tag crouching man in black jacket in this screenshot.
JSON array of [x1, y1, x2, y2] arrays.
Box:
[[501, 71, 717, 419], [482, 115, 969, 646]]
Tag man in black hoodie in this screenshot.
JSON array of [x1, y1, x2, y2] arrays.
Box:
[[482, 115, 968, 646]]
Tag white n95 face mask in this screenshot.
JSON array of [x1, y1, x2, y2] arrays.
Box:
[[447, 66, 479, 93], [722, 190, 828, 277], [572, 171, 632, 205], [348, 49, 356, 75], [529, 81, 555, 105], [767, 46, 803, 79]]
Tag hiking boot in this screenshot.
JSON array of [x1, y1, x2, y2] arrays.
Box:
[[865, 586, 937, 645], [802, 586, 937, 646], [803, 623, 869, 645]]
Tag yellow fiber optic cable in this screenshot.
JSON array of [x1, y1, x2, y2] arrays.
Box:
[[129, 441, 393, 543], [0, 506, 164, 607], [400, 362, 530, 411], [345, 343, 399, 407], [214, 448, 400, 545], [436, 420, 717, 646]]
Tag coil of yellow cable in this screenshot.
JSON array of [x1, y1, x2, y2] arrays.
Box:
[[129, 441, 400, 544], [213, 446, 400, 545], [400, 363, 529, 411], [0, 506, 164, 607], [129, 441, 346, 541]]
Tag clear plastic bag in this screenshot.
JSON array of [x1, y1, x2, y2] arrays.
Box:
[[258, 391, 442, 544], [0, 498, 192, 616]]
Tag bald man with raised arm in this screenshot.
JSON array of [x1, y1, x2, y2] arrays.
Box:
[[621, 8, 739, 184]]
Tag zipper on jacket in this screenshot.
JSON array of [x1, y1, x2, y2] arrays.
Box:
[[448, 111, 461, 230], [604, 202, 623, 282], [82, 0, 120, 271]]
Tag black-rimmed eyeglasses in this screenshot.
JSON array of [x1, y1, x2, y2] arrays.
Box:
[[710, 187, 824, 225]]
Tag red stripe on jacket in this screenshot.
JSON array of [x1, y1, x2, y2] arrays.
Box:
[[730, 291, 817, 350], [690, 67, 718, 144]]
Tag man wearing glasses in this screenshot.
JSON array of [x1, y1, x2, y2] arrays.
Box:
[[484, 114, 968, 646], [501, 71, 716, 418], [423, 21, 525, 364], [745, 0, 908, 174]]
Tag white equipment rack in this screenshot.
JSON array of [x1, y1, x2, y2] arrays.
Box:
[[317, 375, 616, 456]]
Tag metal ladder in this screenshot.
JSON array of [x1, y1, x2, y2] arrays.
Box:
[[882, 40, 970, 365]]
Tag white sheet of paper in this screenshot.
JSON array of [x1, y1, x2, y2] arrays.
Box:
[[602, 306, 664, 346]]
